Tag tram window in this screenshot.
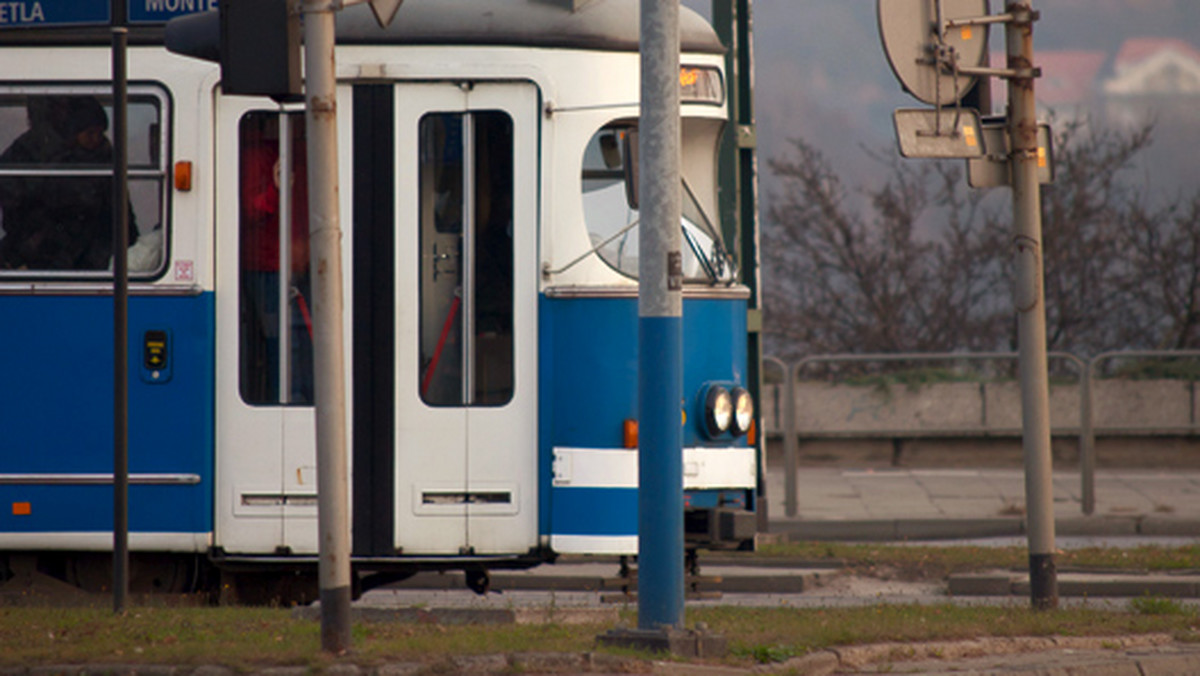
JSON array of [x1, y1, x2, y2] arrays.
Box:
[[580, 120, 735, 283], [418, 111, 514, 407], [238, 111, 314, 406], [0, 90, 167, 277]]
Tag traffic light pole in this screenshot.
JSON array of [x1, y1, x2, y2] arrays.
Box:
[[1005, 1, 1057, 611], [303, 0, 354, 653], [880, 0, 1059, 612]]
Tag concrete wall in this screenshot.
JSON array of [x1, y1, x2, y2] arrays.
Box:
[[762, 379, 1199, 436]]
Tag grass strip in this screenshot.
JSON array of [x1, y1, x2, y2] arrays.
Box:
[[754, 542, 1200, 579], [2, 602, 1198, 669], [695, 603, 1200, 664]]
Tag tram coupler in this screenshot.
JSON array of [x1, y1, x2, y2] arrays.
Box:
[[684, 507, 757, 549]]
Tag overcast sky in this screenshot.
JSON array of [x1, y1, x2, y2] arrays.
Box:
[[683, 1, 1200, 203]]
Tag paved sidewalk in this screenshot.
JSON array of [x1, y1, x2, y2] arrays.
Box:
[[765, 466, 1200, 541]]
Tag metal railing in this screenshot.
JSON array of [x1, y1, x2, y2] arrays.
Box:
[[766, 350, 1200, 518], [1080, 350, 1200, 515]]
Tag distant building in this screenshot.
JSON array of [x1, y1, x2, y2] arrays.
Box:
[[1035, 50, 1107, 124], [1103, 37, 1200, 128], [1104, 37, 1200, 96]]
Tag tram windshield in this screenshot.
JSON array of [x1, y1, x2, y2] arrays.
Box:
[[581, 121, 734, 283]]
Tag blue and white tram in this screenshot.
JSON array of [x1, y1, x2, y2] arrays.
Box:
[[0, 0, 758, 601]]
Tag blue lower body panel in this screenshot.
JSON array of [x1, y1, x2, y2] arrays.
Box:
[[0, 293, 215, 543], [539, 293, 753, 554], [551, 486, 638, 537]]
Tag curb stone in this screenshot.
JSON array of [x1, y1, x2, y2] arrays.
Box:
[[372, 666, 423, 676], [743, 634, 1179, 675], [650, 662, 745, 676], [251, 669, 310, 676], [751, 650, 839, 675], [0, 636, 1191, 676], [447, 654, 508, 673], [588, 652, 651, 673], [508, 652, 588, 673]]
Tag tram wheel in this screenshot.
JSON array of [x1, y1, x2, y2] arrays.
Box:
[[465, 568, 490, 595], [219, 569, 319, 606], [66, 553, 200, 595]]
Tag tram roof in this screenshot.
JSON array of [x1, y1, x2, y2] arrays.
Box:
[[158, 0, 725, 65]]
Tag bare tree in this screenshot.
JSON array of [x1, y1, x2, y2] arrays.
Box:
[[1035, 119, 1154, 355], [762, 119, 1200, 362], [1118, 193, 1200, 350], [763, 139, 1007, 361]]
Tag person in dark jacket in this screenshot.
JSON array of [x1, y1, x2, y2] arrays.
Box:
[[0, 96, 137, 271]]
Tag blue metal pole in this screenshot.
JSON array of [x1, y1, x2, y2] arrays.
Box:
[[638, 0, 684, 631]]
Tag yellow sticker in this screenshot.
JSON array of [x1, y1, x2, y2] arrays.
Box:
[[961, 26, 973, 41], [963, 125, 977, 147], [1037, 146, 1047, 167]]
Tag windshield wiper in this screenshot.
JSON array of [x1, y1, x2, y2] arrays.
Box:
[[681, 177, 735, 283]]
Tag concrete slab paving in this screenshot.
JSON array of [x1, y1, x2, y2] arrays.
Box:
[[766, 466, 1200, 541]]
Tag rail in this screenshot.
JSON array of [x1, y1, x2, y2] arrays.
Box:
[[766, 350, 1200, 518], [1080, 350, 1200, 515]]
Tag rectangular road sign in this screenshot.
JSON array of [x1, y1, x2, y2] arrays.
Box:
[[968, 118, 1055, 188], [894, 107, 986, 159], [0, 0, 215, 29]]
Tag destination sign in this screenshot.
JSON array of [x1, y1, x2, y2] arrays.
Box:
[[0, 0, 216, 28], [131, 0, 216, 25]]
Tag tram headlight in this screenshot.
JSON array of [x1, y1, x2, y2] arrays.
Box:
[[730, 386, 754, 438], [703, 385, 733, 438]]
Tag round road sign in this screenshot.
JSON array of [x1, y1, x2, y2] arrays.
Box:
[[878, 0, 990, 106]]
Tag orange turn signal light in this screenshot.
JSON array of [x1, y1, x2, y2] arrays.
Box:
[[174, 161, 193, 191], [623, 419, 638, 449]]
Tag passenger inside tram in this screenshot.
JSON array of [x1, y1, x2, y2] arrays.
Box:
[[0, 95, 139, 271]]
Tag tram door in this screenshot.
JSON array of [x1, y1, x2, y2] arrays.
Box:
[[389, 82, 539, 554], [214, 93, 352, 555]]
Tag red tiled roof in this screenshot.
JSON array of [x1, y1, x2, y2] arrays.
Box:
[[1113, 37, 1200, 73]]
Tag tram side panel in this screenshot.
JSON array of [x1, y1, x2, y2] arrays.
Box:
[[0, 57, 217, 555]]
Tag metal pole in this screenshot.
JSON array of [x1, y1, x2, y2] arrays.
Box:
[[1006, 1, 1057, 611], [279, 112, 293, 404], [111, 0, 130, 616], [638, 0, 684, 631], [714, 0, 765, 531], [461, 114, 476, 404], [303, 0, 353, 653], [784, 361, 798, 517], [1080, 359, 1095, 515]]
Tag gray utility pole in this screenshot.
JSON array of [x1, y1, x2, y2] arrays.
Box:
[[1005, 0, 1057, 611], [303, 0, 353, 654], [302, 0, 400, 654], [879, 0, 1058, 611]]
